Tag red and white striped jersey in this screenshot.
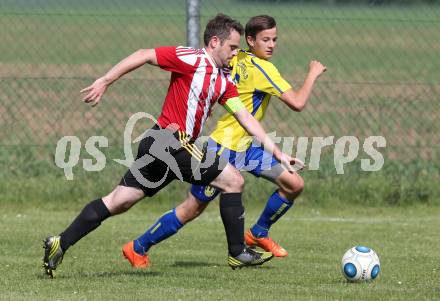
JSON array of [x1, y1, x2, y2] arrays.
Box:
[[155, 46, 239, 139]]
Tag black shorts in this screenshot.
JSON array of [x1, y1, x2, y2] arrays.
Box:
[[119, 125, 226, 196]]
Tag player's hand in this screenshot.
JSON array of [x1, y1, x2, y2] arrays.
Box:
[[80, 77, 109, 107], [309, 60, 327, 78], [277, 152, 305, 173]]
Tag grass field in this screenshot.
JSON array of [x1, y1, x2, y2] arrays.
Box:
[[1, 202, 439, 301]]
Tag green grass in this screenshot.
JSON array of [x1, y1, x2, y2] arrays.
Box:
[[1, 203, 439, 300], [1, 145, 438, 206]]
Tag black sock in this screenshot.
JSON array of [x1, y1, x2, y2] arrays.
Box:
[[219, 193, 245, 257], [59, 199, 111, 251]]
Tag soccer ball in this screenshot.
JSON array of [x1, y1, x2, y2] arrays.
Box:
[[341, 246, 380, 282]]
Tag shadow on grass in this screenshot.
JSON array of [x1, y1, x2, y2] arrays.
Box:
[[171, 260, 275, 270], [36, 270, 161, 280], [171, 261, 215, 268]]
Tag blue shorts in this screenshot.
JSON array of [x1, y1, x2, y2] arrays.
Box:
[[206, 138, 279, 176], [191, 138, 280, 203]]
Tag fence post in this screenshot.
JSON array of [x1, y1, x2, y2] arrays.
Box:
[[186, 0, 200, 48]]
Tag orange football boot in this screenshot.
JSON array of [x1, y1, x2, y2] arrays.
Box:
[[122, 241, 150, 268], [245, 229, 288, 257]]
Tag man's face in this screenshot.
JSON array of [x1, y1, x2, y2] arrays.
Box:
[[247, 27, 277, 60], [213, 29, 240, 68]]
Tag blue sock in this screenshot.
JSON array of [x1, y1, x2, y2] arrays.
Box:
[[133, 208, 183, 255], [250, 191, 294, 238]]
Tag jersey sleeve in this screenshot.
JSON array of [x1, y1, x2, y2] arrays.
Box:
[[155, 46, 196, 74], [223, 97, 245, 114], [252, 58, 292, 97], [218, 78, 239, 106]]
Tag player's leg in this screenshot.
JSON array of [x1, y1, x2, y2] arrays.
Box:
[[197, 164, 273, 269], [246, 158, 304, 257], [128, 192, 208, 266], [250, 170, 304, 238], [191, 139, 249, 257], [126, 161, 271, 269], [125, 136, 272, 269], [208, 163, 245, 254], [43, 185, 145, 277], [127, 162, 242, 262], [123, 146, 223, 266], [43, 125, 173, 276], [121, 136, 225, 267]]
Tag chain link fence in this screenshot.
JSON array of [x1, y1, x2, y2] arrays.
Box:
[[1, 0, 439, 203]]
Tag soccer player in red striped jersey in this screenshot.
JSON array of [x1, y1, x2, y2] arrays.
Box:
[[43, 14, 299, 277]]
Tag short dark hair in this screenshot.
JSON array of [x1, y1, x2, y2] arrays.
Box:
[[245, 15, 276, 40], [203, 13, 244, 46]]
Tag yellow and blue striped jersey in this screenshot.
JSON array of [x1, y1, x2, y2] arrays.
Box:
[[210, 49, 292, 151]]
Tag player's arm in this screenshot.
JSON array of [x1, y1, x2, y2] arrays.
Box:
[[280, 60, 326, 112], [80, 48, 158, 107], [224, 97, 302, 171]]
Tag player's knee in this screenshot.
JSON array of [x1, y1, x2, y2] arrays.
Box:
[[102, 190, 136, 215], [296, 175, 305, 193], [226, 171, 244, 192], [280, 173, 304, 199]]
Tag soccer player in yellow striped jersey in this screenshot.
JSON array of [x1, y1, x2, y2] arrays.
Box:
[[127, 15, 326, 262]]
